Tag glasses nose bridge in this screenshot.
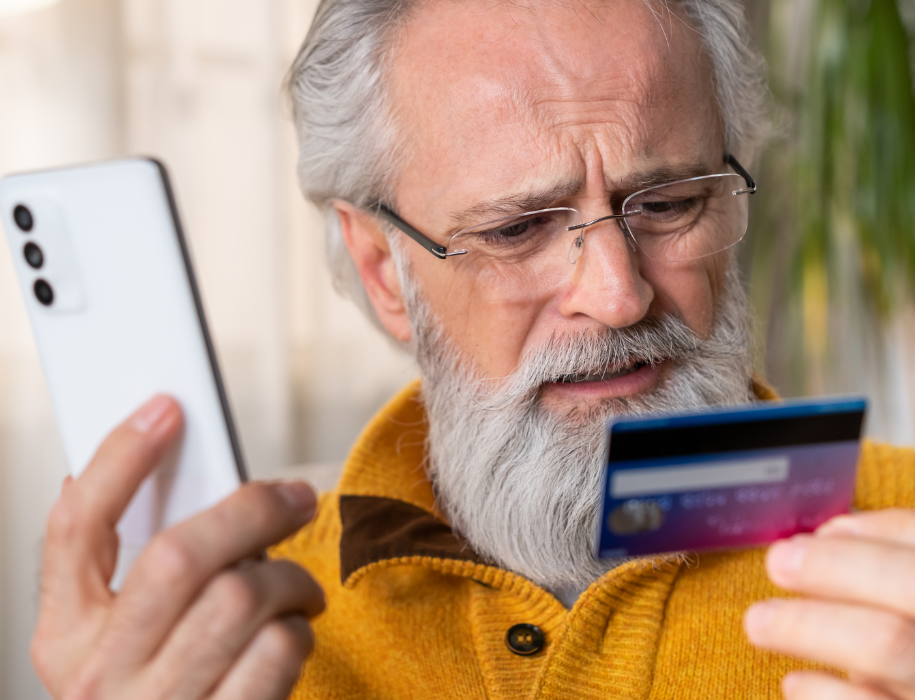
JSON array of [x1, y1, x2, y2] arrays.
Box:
[[567, 208, 639, 262], [570, 205, 641, 230]]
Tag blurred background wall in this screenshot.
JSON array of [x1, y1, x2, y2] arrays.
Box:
[[745, 0, 915, 448], [0, 0, 416, 696], [0, 0, 913, 697]]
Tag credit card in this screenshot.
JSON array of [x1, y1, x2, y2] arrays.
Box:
[[594, 397, 867, 559]]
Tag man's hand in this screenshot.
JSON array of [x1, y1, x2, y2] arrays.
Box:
[[744, 509, 915, 699], [32, 395, 325, 700]]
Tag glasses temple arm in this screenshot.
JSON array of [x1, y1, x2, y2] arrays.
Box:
[[726, 154, 757, 194], [375, 205, 449, 260]]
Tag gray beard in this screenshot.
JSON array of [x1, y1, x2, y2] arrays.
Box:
[[403, 261, 756, 593]]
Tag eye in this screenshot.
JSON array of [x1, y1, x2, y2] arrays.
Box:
[[475, 214, 556, 247], [640, 197, 701, 218], [484, 220, 530, 240]]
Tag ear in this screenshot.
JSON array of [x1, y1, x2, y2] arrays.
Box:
[[334, 201, 413, 343]]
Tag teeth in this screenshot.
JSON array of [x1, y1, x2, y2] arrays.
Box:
[[559, 361, 648, 384]]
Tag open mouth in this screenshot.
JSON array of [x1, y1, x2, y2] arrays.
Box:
[[556, 359, 651, 384]]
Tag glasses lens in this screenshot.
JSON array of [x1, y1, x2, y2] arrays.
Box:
[[621, 174, 750, 262], [446, 208, 582, 300], [450, 208, 580, 261]]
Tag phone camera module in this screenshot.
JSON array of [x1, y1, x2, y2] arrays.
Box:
[[13, 204, 34, 232], [23, 242, 44, 269], [34, 279, 54, 306]]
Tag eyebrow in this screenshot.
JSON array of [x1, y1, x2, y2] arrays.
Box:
[[446, 180, 582, 232], [613, 163, 716, 192], [446, 160, 718, 233]]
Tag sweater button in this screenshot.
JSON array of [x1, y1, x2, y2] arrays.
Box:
[[505, 623, 545, 656]]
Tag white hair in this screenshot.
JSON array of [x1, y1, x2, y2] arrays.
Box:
[[408, 256, 755, 591], [286, 0, 770, 330]]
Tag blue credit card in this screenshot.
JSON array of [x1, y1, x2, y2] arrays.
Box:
[[594, 396, 867, 559]]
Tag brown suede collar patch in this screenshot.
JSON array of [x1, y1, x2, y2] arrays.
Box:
[[339, 494, 484, 584]]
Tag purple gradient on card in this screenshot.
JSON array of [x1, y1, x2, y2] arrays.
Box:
[[597, 442, 860, 558]]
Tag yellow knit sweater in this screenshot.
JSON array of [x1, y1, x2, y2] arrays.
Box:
[[272, 381, 915, 699]]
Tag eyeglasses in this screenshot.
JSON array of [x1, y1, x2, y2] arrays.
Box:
[[373, 154, 756, 300]]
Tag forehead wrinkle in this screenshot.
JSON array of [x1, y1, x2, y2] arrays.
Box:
[[515, 49, 676, 161], [388, 0, 724, 234], [530, 93, 650, 135]]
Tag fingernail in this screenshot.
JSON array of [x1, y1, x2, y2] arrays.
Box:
[[767, 538, 806, 580], [276, 482, 317, 519], [130, 395, 174, 433], [817, 515, 860, 536], [744, 601, 775, 641]]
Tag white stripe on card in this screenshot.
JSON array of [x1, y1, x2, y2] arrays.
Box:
[[610, 456, 789, 498]]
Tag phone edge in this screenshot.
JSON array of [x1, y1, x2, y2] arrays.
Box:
[[147, 157, 250, 484]]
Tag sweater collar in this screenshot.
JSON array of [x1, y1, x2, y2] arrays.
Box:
[[338, 376, 777, 586], [337, 380, 473, 585]]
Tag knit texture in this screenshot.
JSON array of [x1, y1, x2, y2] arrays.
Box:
[[272, 381, 915, 699]]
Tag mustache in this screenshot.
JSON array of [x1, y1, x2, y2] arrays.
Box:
[[463, 314, 703, 411], [517, 315, 701, 387]]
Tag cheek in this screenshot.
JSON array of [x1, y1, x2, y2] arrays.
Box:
[[642, 256, 727, 339], [409, 252, 729, 373], [411, 260, 543, 377]]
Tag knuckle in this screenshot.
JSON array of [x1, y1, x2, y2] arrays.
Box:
[[290, 564, 326, 614], [239, 484, 284, 531], [61, 682, 95, 700], [46, 497, 83, 546], [142, 532, 197, 586], [267, 559, 326, 616], [780, 676, 804, 700], [868, 616, 915, 679], [297, 622, 316, 659], [905, 563, 915, 616], [863, 508, 915, 538], [94, 423, 153, 465], [61, 663, 105, 700], [272, 557, 310, 581], [30, 633, 56, 686], [209, 570, 263, 621], [886, 508, 915, 526], [258, 619, 312, 670], [61, 684, 93, 700]]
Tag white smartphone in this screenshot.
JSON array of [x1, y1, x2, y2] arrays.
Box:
[[0, 158, 247, 580]]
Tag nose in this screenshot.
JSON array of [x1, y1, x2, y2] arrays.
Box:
[[557, 218, 654, 327]]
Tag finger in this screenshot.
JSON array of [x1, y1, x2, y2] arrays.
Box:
[[745, 598, 915, 689], [207, 616, 313, 700], [782, 672, 895, 700], [72, 395, 183, 525], [818, 510, 915, 548], [103, 481, 318, 666], [40, 396, 182, 609], [143, 559, 324, 700], [766, 534, 915, 618]]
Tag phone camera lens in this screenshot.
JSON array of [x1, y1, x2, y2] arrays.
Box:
[[13, 205, 33, 232], [23, 242, 44, 269], [34, 279, 54, 306]]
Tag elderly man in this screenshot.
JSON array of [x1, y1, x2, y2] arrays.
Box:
[[30, 0, 915, 698]]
